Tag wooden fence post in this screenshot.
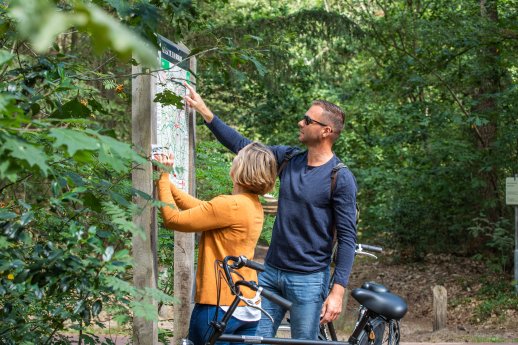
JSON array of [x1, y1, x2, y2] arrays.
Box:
[[432, 285, 447, 331]]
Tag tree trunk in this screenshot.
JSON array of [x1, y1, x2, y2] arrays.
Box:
[[471, 0, 501, 223]]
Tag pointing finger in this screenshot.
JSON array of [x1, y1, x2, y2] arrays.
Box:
[[183, 82, 195, 94]]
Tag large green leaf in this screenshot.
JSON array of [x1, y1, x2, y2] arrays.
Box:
[[49, 128, 100, 156], [2, 138, 50, 175], [87, 129, 147, 169]]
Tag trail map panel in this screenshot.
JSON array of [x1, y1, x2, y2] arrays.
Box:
[[154, 36, 192, 191]]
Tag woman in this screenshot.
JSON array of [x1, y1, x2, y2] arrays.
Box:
[[153, 142, 277, 345]]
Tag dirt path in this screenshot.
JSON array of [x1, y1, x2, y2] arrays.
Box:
[[344, 253, 518, 343]]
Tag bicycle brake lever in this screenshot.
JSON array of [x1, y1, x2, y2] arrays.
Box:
[[238, 290, 274, 323], [255, 305, 274, 323], [356, 251, 378, 259]]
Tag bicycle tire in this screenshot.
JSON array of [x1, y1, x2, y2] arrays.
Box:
[[318, 323, 331, 341], [357, 316, 386, 345]]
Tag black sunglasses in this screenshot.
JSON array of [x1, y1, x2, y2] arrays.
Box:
[[303, 115, 329, 127]]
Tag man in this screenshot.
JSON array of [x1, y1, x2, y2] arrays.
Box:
[[184, 83, 357, 340]]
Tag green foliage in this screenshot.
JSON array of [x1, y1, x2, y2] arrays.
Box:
[[469, 215, 514, 272], [154, 89, 184, 109], [190, 0, 518, 264], [474, 279, 518, 322], [259, 214, 275, 245], [195, 140, 234, 200], [1, 198, 134, 343], [0, 0, 198, 342]]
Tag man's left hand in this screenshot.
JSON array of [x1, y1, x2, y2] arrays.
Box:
[[320, 284, 345, 324]]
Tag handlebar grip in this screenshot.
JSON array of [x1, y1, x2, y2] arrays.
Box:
[[359, 244, 383, 253], [260, 289, 292, 310], [242, 257, 265, 272]]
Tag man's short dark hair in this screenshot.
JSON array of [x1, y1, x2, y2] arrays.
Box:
[[312, 100, 345, 139]]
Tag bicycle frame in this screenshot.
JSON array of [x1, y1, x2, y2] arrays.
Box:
[[206, 280, 384, 345]]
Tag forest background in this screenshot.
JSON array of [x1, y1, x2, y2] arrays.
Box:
[[0, 0, 517, 343]]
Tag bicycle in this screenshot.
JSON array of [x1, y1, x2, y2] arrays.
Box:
[[206, 245, 408, 345]]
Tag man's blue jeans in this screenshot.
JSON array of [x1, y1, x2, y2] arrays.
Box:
[[188, 304, 259, 345], [256, 264, 330, 339]]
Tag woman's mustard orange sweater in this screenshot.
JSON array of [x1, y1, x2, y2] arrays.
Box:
[[156, 173, 264, 305]]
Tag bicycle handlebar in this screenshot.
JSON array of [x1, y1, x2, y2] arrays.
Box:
[[356, 244, 383, 253], [226, 243, 382, 278], [241, 256, 265, 272]]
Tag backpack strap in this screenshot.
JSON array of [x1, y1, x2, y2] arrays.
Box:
[[330, 163, 346, 199], [277, 149, 304, 177], [330, 163, 359, 225]]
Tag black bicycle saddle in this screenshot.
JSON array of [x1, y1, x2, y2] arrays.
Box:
[[351, 288, 408, 320], [361, 281, 389, 293]]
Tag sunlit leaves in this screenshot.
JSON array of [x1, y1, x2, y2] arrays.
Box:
[[7, 0, 158, 67], [73, 2, 158, 67], [7, 0, 83, 53], [102, 246, 115, 261]]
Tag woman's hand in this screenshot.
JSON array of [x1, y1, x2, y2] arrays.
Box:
[[183, 82, 214, 123], [152, 151, 174, 174]]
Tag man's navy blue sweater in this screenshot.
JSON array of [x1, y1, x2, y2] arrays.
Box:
[[207, 116, 357, 287]]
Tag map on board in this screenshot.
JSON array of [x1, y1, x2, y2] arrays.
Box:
[[154, 36, 192, 192]]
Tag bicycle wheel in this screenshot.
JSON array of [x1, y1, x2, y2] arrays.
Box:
[[318, 323, 335, 341], [357, 316, 386, 345], [318, 324, 328, 341]]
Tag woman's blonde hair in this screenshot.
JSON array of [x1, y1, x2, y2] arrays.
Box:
[[230, 142, 277, 195]]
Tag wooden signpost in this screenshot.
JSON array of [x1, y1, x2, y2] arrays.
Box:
[[132, 35, 196, 344], [155, 35, 197, 343]]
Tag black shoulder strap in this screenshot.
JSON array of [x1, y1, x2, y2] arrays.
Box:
[[277, 149, 304, 177], [330, 163, 359, 225], [330, 163, 346, 198]]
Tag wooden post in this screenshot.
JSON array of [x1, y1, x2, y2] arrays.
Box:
[[172, 55, 197, 343], [132, 65, 158, 345], [432, 285, 447, 331]]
